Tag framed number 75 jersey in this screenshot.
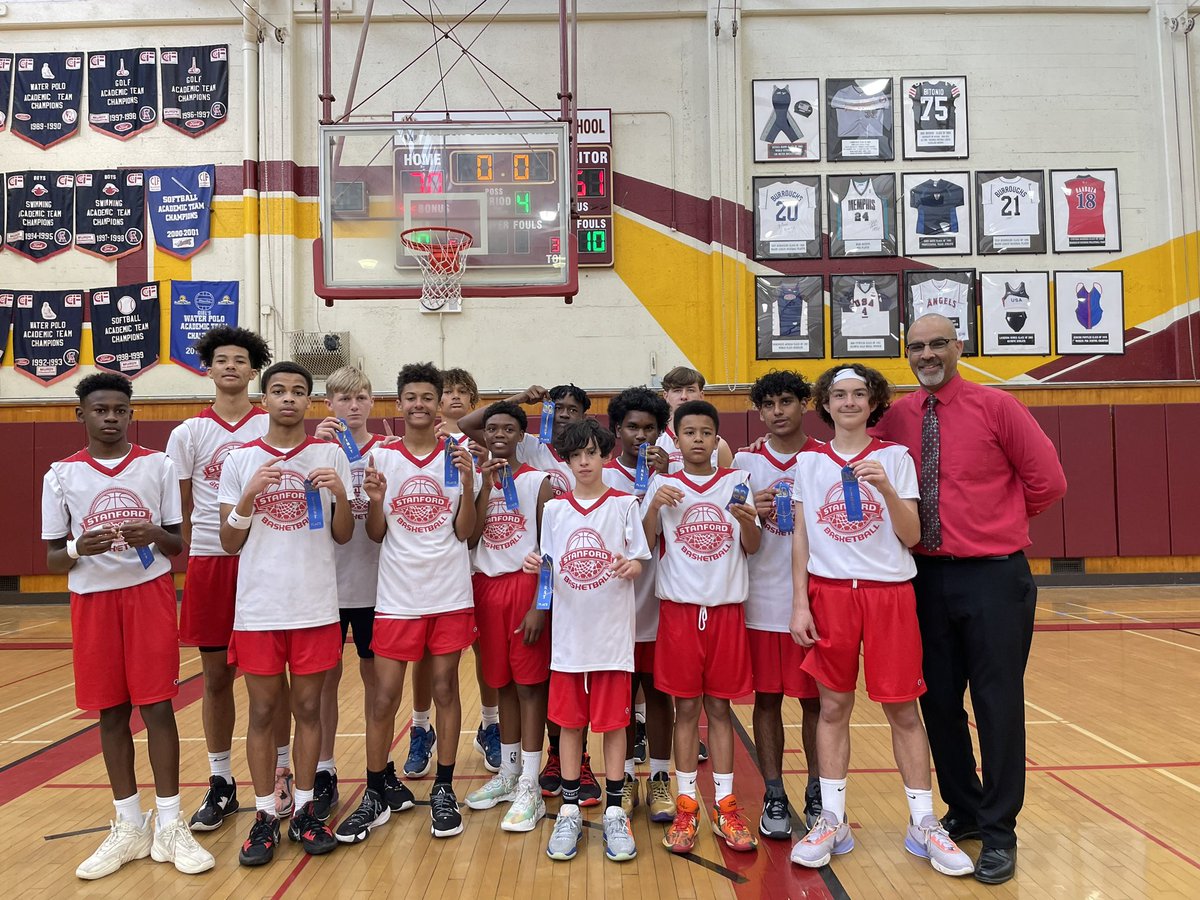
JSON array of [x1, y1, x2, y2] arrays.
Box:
[[752, 175, 822, 260]]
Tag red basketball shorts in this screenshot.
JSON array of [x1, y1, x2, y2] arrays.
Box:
[[179, 554, 238, 648], [747, 627, 819, 699], [654, 600, 752, 700], [228, 622, 342, 677], [371, 609, 477, 662], [472, 571, 551, 688], [549, 670, 632, 733]]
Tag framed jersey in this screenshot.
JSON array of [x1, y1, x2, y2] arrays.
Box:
[[975, 170, 1047, 255], [752, 175, 821, 259], [752, 79, 820, 162], [904, 269, 978, 356], [755, 274, 824, 359], [902, 171, 971, 256], [825, 78, 894, 162], [979, 272, 1051, 356], [901, 76, 968, 159], [1053, 269, 1125, 355], [830, 273, 900, 358], [1049, 169, 1121, 253], [828, 174, 896, 258]]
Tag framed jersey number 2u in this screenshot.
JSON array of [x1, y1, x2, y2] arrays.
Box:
[[753, 175, 821, 259]]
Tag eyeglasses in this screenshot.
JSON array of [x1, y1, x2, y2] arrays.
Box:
[[906, 338, 953, 355]]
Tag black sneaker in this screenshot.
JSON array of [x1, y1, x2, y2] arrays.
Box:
[[190, 775, 239, 832], [698, 739, 709, 763], [578, 753, 601, 807], [633, 718, 648, 765], [384, 761, 416, 812], [313, 770, 339, 821], [759, 785, 792, 839], [539, 746, 562, 797], [239, 810, 280, 866], [335, 788, 391, 844], [288, 801, 337, 855], [803, 778, 823, 829], [429, 783, 464, 838]]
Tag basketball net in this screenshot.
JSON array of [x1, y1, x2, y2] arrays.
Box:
[[401, 227, 472, 313]]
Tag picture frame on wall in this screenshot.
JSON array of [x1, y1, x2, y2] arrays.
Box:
[[755, 274, 825, 359], [830, 273, 900, 358], [828, 174, 897, 258], [1049, 168, 1121, 253], [979, 272, 1051, 355], [904, 269, 978, 356], [900, 76, 969, 159], [1054, 270, 1125, 355], [752, 79, 821, 162], [825, 77, 894, 162], [975, 170, 1047, 255], [752, 175, 822, 259], [901, 171, 971, 256]]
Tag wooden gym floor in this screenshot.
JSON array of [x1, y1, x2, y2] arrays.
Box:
[[0, 586, 1198, 899]]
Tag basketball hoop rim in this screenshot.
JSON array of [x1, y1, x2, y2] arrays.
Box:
[[399, 226, 475, 254]]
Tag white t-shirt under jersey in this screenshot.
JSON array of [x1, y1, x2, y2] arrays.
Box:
[[334, 434, 384, 609], [603, 458, 660, 642], [219, 438, 351, 631], [166, 407, 269, 556]]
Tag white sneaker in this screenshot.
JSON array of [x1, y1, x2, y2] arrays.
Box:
[[501, 775, 546, 832], [151, 814, 216, 874], [76, 812, 153, 880], [466, 772, 519, 811]]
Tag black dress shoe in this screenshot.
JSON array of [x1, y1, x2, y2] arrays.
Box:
[[940, 812, 981, 842], [975, 846, 1016, 884]]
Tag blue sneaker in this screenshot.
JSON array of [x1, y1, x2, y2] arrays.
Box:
[[403, 724, 437, 778], [473, 722, 501, 773]]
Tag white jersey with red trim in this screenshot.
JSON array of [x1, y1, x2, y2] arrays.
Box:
[[165, 407, 268, 556], [334, 434, 384, 609], [218, 438, 351, 630], [733, 438, 821, 632], [791, 440, 918, 582], [516, 433, 574, 498], [655, 429, 719, 474], [42, 445, 182, 595], [541, 489, 651, 672], [646, 468, 756, 608], [472, 464, 548, 577], [372, 438, 472, 618], [603, 459, 659, 642]]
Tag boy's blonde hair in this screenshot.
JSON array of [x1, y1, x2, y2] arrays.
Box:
[[661, 366, 706, 391], [325, 365, 373, 397]]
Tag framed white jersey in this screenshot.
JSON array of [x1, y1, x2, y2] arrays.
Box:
[[825, 77, 894, 161], [904, 270, 977, 355], [976, 170, 1047, 254], [901, 76, 969, 159], [751, 78, 820, 162], [829, 174, 897, 258], [752, 175, 821, 260], [830, 273, 900, 358], [980, 271, 1051, 356], [754, 274, 824, 360], [1049, 168, 1121, 253]]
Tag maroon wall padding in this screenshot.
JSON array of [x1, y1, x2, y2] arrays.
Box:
[[0, 424, 37, 576], [136, 420, 176, 452], [1027, 407, 1065, 558], [1166, 404, 1200, 555], [1114, 405, 1172, 556], [1058, 405, 1118, 557], [719, 413, 749, 455]]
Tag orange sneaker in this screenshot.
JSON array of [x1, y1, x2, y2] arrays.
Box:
[[711, 794, 758, 852], [662, 795, 700, 854]]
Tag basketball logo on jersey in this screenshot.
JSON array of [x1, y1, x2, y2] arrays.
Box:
[[763, 478, 794, 536], [254, 470, 311, 531], [674, 502, 733, 561], [350, 467, 369, 520], [560, 528, 614, 590], [202, 441, 246, 488], [83, 487, 151, 551], [482, 496, 526, 550], [547, 470, 571, 498], [816, 483, 884, 540], [389, 475, 452, 533]]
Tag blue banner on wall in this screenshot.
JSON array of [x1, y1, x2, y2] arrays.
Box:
[[91, 281, 161, 378], [169, 280, 238, 375], [145, 164, 214, 260]]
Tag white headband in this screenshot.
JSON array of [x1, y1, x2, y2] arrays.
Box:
[[831, 367, 867, 385]]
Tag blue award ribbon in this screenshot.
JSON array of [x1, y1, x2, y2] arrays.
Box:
[[841, 466, 863, 522], [536, 554, 554, 610], [538, 400, 555, 444], [500, 463, 520, 511], [305, 478, 325, 530], [334, 419, 362, 462], [444, 436, 460, 488], [136, 545, 155, 568], [774, 485, 794, 534], [634, 442, 650, 494], [726, 481, 749, 510]]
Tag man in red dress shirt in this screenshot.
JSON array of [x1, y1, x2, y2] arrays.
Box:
[[873, 314, 1066, 885]]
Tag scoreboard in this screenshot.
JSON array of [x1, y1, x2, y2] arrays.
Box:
[[572, 110, 614, 267]]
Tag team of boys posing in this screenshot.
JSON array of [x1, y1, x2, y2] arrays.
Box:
[[44, 324, 973, 881]]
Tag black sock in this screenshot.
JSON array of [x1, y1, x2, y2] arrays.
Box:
[[435, 762, 455, 786], [765, 777, 785, 793], [561, 777, 581, 806], [605, 777, 624, 811], [367, 768, 386, 795], [548, 733, 560, 754]]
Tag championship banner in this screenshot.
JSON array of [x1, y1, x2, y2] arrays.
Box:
[[169, 280, 238, 374], [88, 48, 158, 139], [160, 45, 228, 137], [75, 170, 146, 260], [12, 289, 85, 385], [11, 52, 84, 149], [0, 292, 14, 363], [90, 281, 161, 378], [0, 54, 13, 131], [5, 171, 75, 261], [145, 165, 214, 259]]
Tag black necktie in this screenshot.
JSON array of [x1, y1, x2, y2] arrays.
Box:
[[919, 395, 942, 551]]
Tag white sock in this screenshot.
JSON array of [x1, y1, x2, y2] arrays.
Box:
[[412, 708, 431, 730], [676, 769, 697, 799], [905, 785, 934, 825], [635, 702, 646, 724], [317, 758, 336, 775], [114, 793, 142, 826], [155, 794, 180, 831], [820, 777, 847, 821], [501, 741, 521, 778], [276, 745, 290, 770], [208, 750, 233, 781], [255, 794, 276, 815], [294, 787, 314, 811], [624, 757, 635, 778], [713, 771, 734, 802], [481, 705, 500, 727], [521, 750, 541, 783], [650, 757, 671, 778]]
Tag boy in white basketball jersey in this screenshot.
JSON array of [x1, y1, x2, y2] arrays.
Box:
[[529, 419, 651, 863], [219, 361, 354, 865], [464, 401, 553, 832], [733, 371, 823, 841], [644, 400, 761, 855], [657, 366, 733, 473], [44, 374, 213, 881], [165, 325, 277, 832], [310, 366, 385, 821], [788, 365, 972, 878], [337, 363, 476, 844]]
